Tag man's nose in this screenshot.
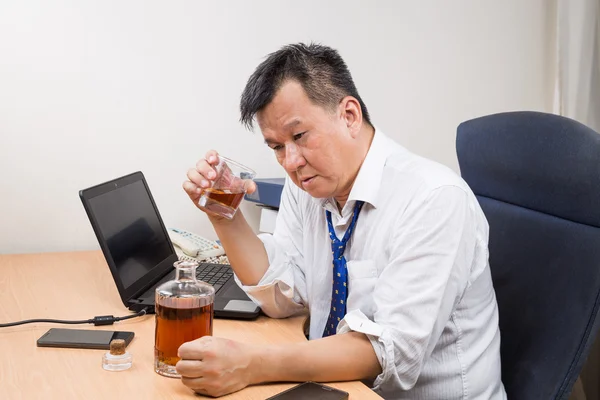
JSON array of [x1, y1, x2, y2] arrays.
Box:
[[283, 143, 306, 172]]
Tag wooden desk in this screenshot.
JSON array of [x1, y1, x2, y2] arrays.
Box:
[[0, 251, 381, 400]]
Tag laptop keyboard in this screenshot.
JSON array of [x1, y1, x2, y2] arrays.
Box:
[[196, 263, 234, 293]]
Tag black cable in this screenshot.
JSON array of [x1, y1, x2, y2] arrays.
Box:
[[0, 308, 149, 328], [0, 318, 93, 328]]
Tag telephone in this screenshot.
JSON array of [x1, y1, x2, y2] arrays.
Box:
[[167, 228, 226, 262]]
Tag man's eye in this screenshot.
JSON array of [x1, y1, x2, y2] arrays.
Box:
[[272, 144, 284, 151], [293, 132, 307, 141]]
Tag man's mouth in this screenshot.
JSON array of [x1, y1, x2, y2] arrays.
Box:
[[300, 176, 316, 185]]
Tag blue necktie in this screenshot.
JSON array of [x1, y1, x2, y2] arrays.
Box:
[[322, 200, 365, 337]]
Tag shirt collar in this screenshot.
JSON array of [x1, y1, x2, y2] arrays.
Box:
[[313, 127, 398, 213]]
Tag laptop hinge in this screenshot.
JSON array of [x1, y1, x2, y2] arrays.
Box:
[[128, 262, 176, 303]]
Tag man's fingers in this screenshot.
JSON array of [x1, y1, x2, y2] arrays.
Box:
[[181, 376, 206, 391], [204, 150, 219, 166], [193, 161, 217, 182], [181, 378, 225, 398], [245, 180, 257, 195], [178, 337, 212, 359], [176, 360, 204, 377], [182, 181, 201, 197], [192, 388, 211, 397], [187, 168, 213, 188]]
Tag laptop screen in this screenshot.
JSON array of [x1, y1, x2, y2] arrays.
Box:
[[87, 179, 173, 290]]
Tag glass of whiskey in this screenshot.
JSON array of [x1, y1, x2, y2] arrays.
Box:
[[197, 155, 256, 219]]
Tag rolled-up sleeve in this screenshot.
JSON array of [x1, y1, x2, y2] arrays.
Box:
[[337, 185, 474, 392], [234, 179, 307, 318]]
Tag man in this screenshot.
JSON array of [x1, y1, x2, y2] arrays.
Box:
[[181, 43, 506, 399]]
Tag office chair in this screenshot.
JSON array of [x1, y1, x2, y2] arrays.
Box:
[[456, 111, 600, 399]]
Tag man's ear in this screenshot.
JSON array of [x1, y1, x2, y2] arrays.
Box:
[[339, 96, 363, 138]]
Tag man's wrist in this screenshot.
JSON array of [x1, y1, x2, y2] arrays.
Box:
[[207, 208, 244, 227], [248, 344, 272, 385], [248, 343, 288, 385], [206, 213, 233, 226]]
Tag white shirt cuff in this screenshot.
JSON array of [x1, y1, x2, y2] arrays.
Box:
[[337, 309, 395, 392]]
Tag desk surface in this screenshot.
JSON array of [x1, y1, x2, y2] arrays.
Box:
[[0, 251, 381, 400]]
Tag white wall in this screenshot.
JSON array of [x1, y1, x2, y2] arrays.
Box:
[[552, 0, 600, 132], [0, 0, 553, 254]]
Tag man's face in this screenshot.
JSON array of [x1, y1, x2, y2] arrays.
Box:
[[257, 81, 357, 199]]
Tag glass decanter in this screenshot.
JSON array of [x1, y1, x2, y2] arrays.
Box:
[[154, 260, 215, 378]]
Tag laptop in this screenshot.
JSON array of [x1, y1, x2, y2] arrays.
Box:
[[79, 171, 261, 319]]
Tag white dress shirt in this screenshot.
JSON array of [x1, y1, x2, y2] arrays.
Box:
[[235, 130, 507, 399]]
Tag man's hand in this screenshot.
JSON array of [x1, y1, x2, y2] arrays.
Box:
[[181, 150, 270, 285], [183, 150, 257, 220], [176, 336, 259, 397]]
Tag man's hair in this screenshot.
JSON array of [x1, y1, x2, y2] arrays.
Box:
[[240, 42, 372, 130]]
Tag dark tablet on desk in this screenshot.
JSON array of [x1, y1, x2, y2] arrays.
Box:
[[37, 328, 134, 350], [266, 382, 349, 400]]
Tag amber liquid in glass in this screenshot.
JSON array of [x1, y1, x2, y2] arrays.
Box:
[[154, 302, 214, 368], [204, 188, 244, 208], [201, 188, 245, 219]]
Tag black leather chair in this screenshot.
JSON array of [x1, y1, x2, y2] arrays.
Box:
[[456, 111, 600, 399]]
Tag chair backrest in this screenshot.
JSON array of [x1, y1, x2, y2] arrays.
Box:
[[456, 111, 600, 400]]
